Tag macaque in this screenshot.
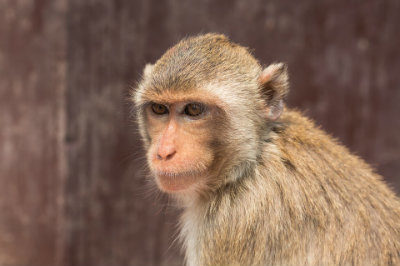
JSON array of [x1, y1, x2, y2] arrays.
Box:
[[133, 33, 400, 266]]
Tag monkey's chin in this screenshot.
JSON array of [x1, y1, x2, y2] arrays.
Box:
[[154, 171, 205, 193]]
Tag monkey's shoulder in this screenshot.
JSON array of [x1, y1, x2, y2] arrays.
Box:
[[264, 109, 400, 209], [265, 109, 387, 188], [273, 109, 357, 160]]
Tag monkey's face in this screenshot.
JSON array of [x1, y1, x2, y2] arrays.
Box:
[[134, 34, 288, 194], [140, 91, 225, 193]]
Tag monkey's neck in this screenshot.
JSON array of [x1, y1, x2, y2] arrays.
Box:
[[178, 139, 303, 266], [179, 156, 274, 266]]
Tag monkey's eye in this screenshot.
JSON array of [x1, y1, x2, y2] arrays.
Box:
[[151, 103, 168, 115], [184, 103, 204, 116]]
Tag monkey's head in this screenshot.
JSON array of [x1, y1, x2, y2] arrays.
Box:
[[134, 34, 288, 196]]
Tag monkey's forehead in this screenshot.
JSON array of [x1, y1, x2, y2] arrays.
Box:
[[136, 87, 228, 108], [148, 58, 262, 97]]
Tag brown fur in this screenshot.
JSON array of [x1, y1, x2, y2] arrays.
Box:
[[134, 33, 400, 266]]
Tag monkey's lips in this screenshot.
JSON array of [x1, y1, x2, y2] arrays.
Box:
[[154, 170, 206, 192]]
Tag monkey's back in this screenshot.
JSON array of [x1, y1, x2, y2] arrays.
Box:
[[257, 109, 400, 265]]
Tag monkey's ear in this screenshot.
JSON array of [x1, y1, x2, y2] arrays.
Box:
[[143, 63, 154, 79], [259, 62, 289, 120]]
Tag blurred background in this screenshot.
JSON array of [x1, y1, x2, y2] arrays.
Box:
[[0, 0, 399, 265]]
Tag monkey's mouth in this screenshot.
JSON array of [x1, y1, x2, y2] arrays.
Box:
[[154, 170, 206, 192]]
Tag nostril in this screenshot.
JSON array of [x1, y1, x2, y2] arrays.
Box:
[[157, 150, 176, 160], [165, 151, 176, 160]]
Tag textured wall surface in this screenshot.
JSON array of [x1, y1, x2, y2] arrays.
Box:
[[0, 0, 399, 265], [0, 0, 67, 265]]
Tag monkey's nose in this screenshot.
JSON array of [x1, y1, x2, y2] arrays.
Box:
[[157, 148, 177, 161]]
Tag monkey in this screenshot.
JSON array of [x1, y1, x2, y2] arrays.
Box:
[[133, 33, 400, 266]]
